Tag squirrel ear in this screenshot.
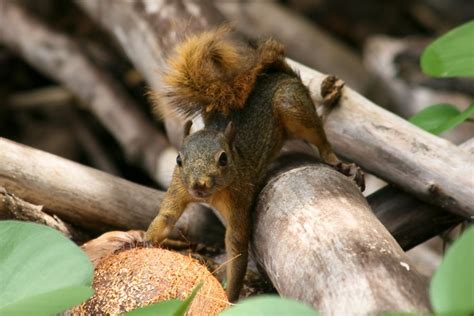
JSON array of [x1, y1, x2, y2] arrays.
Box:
[[182, 120, 193, 143], [224, 121, 236, 146]]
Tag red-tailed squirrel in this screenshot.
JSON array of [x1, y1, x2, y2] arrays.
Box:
[[146, 27, 364, 301]]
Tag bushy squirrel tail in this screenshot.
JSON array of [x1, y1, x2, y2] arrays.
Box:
[[152, 26, 291, 118]]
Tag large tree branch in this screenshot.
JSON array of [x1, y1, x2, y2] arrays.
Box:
[[0, 186, 86, 241], [0, 137, 224, 245], [253, 156, 430, 314], [369, 138, 473, 250], [290, 61, 474, 218]]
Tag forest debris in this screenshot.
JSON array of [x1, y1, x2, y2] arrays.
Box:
[[0, 186, 85, 241], [363, 36, 473, 144], [0, 1, 174, 187], [6, 86, 73, 108]]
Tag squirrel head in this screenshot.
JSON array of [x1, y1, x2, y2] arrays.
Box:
[[176, 122, 237, 199]]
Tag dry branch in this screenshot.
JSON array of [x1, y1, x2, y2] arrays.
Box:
[[253, 159, 430, 314], [370, 138, 473, 250], [216, 1, 371, 93], [0, 137, 224, 245], [0, 186, 85, 241], [290, 60, 474, 218], [0, 1, 174, 187]]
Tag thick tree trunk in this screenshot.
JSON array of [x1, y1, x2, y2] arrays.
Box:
[[253, 158, 431, 315]]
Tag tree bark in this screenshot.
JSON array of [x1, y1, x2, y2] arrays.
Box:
[[253, 157, 431, 315], [0, 186, 86, 241], [0, 137, 224, 245], [290, 60, 474, 218], [0, 1, 174, 187], [369, 138, 473, 250]]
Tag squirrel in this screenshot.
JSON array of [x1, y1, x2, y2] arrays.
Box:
[[146, 27, 364, 302]]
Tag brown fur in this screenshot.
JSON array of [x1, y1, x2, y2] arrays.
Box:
[[153, 27, 293, 118], [146, 28, 365, 302]]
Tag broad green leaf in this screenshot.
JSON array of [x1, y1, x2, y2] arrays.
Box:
[[421, 20, 474, 77], [430, 226, 474, 314], [126, 283, 203, 316], [409, 104, 460, 132], [409, 103, 474, 134], [0, 220, 94, 315], [0, 286, 93, 316], [431, 103, 474, 135], [220, 295, 319, 316]]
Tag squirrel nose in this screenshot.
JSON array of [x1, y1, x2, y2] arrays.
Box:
[[191, 179, 213, 198]]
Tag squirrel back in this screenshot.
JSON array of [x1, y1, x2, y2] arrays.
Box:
[[153, 27, 296, 118]]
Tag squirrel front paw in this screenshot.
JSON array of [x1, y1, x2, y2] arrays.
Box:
[[336, 162, 365, 192]]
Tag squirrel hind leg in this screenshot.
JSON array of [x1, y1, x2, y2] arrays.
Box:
[[274, 85, 365, 190]]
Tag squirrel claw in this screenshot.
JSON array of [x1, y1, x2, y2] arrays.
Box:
[[336, 162, 365, 192]]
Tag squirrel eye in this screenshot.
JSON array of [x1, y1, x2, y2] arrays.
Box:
[[218, 152, 228, 167], [176, 154, 182, 167]]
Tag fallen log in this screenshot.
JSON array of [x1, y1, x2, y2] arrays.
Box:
[[0, 137, 224, 245], [253, 156, 431, 314]]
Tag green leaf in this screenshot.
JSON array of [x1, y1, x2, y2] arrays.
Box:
[[421, 20, 474, 77], [430, 226, 474, 314], [409, 103, 474, 134], [220, 295, 319, 316], [0, 220, 94, 315], [409, 104, 460, 132], [125, 300, 184, 316], [431, 103, 474, 135], [126, 283, 203, 316]]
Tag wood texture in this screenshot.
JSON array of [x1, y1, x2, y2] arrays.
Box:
[[370, 138, 473, 250], [253, 160, 431, 315], [0, 137, 224, 245], [0, 186, 85, 241], [290, 60, 474, 218]]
